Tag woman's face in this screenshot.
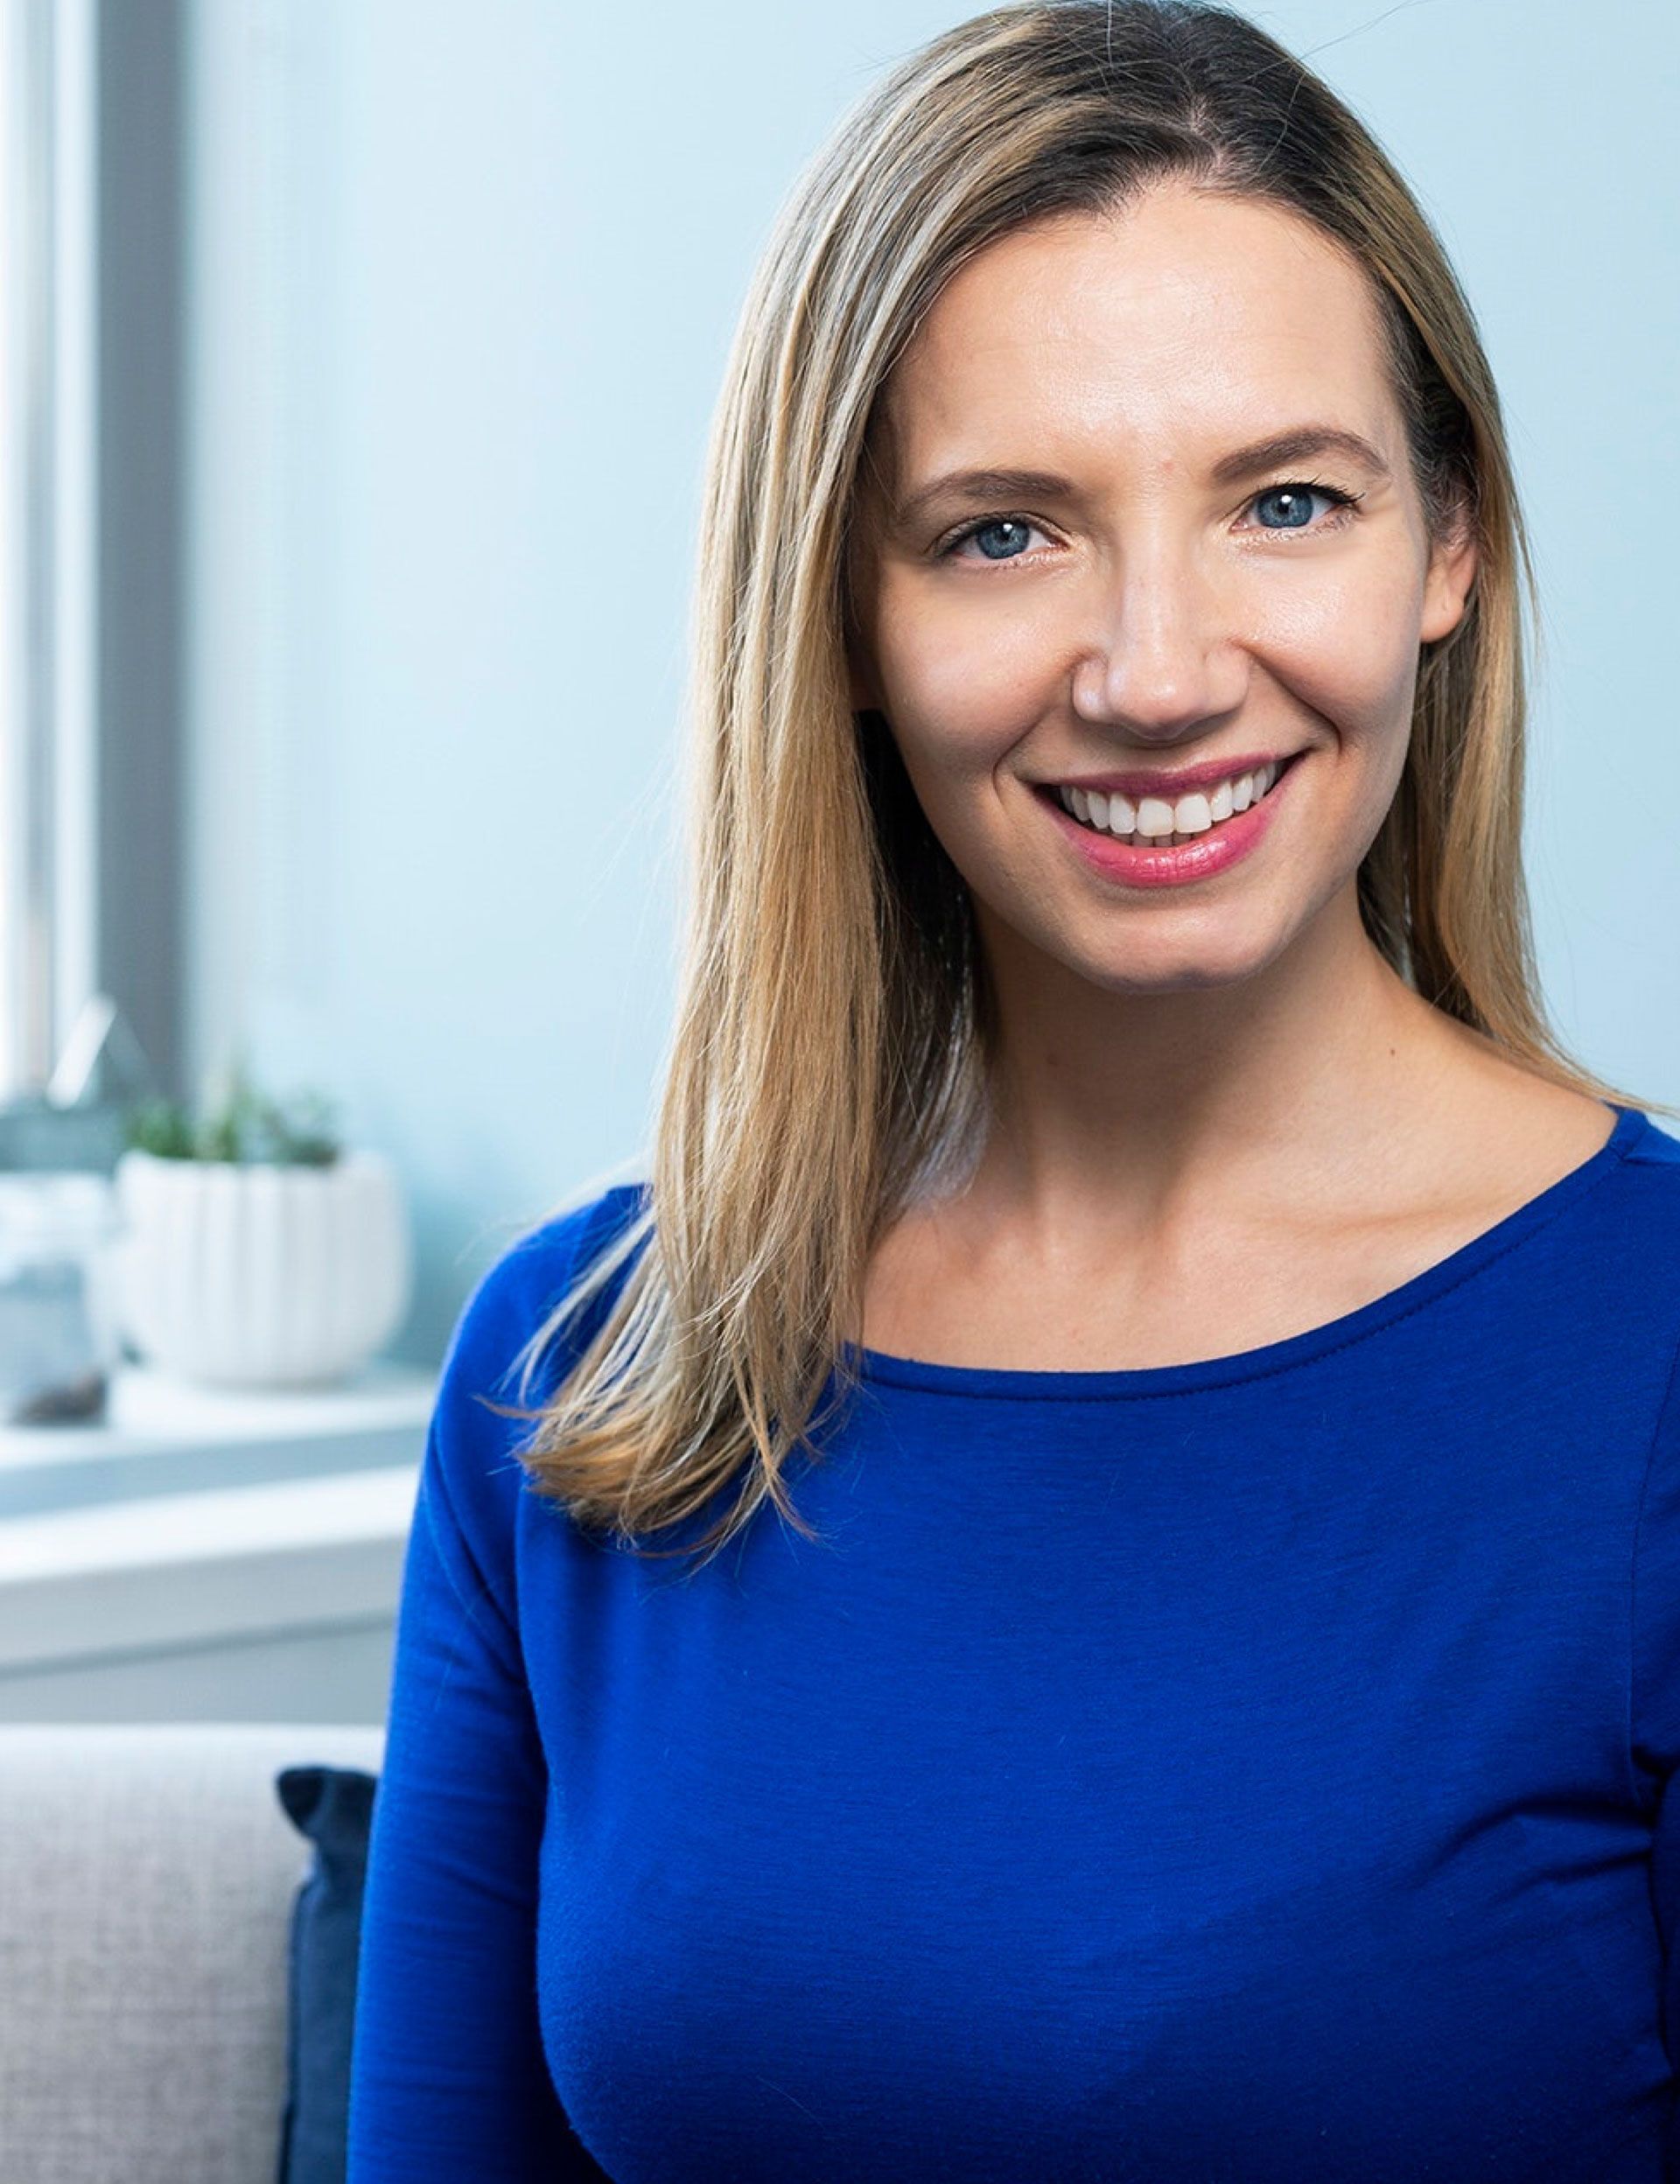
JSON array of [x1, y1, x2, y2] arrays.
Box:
[[847, 183, 1478, 998]]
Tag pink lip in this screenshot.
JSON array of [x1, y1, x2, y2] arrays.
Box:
[[1044, 752, 1301, 800], [1040, 751, 1304, 890]]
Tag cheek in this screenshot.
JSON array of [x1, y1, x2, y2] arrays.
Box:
[[872, 571, 1059, 774], [1247, 556, 1428, 740]]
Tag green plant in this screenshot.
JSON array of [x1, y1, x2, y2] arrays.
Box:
[[123, 1054, 341, 1166]]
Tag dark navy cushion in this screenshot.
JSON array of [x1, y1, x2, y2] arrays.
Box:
[[276, 1764, 378, 2184]]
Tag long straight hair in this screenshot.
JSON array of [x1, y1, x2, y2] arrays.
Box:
[[498, 0, 1672, 1569]]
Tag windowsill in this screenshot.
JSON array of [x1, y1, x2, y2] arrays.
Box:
[[0, 1357, 437, 1510], [0, 1359, 437, 1677]]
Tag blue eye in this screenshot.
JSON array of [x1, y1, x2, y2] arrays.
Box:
[[1250, 480, 1356, 530], [934, 479, 1362, 565], [944, 516, 1043, 562]]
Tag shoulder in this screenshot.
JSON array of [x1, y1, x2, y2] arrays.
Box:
[[1572, 1109, 1680, 1358], [1619, 1108, 1680, 1174], [424, 1180, 650, 1569], [444, 1179, 652, 1407], [1596, 1107, 1680, 1271]]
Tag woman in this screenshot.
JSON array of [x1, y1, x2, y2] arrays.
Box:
[[347, 4, 1680, 2178]]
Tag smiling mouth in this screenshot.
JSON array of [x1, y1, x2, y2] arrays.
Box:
[[1038, 752, 1304, 846]]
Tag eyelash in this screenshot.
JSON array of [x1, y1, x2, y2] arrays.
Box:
[[932, 479, 1365, 564]]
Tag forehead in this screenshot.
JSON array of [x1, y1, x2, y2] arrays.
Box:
[[880, 186, 1396, 472]]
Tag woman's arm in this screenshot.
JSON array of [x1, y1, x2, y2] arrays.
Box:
[[1630, 1329, 1680, 2151], [346, 1241, 613, 2181]]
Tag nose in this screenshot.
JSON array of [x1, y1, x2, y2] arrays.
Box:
[[1070, 543, 1248, 742]]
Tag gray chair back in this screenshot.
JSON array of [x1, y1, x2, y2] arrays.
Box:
[[0, 1720, 384, 2184]]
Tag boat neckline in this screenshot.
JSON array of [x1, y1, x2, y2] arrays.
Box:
[[836, 1101, 1648, 1401]]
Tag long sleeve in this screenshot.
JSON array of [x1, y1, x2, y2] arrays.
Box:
[[346, 1228, 616, 2181], [1630, 1326, 1680, 2160]]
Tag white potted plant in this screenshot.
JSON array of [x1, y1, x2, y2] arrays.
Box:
[[110, 1056, 411, 1388]]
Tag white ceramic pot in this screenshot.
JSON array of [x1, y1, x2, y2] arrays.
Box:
[[110, 1148, 411, 1388]]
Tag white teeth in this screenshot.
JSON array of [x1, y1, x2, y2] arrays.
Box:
[[1135, 794, 1175, 837], [1056, 760, 1284, 841]]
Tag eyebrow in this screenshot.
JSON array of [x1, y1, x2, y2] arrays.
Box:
[[889, 426, 1391, 531]]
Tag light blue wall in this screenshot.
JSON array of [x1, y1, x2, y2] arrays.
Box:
[[183, 0, 1679, 1364]]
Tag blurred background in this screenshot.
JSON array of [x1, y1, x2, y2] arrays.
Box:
[[0, 0, 1675, 1726]]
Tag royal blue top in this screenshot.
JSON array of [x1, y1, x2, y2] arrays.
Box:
[[347, 1100, 1680, 2182]]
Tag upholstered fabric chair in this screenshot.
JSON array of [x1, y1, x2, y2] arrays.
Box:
[[0, 1720, 384, 2184]]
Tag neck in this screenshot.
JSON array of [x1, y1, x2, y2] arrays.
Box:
[[963, 881, 1488, 1251]]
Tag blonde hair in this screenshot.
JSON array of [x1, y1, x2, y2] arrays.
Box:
[[495, 0, 1673, 1568]]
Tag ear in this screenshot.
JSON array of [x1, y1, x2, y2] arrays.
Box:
[[1419, 503, 1479, 645]]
